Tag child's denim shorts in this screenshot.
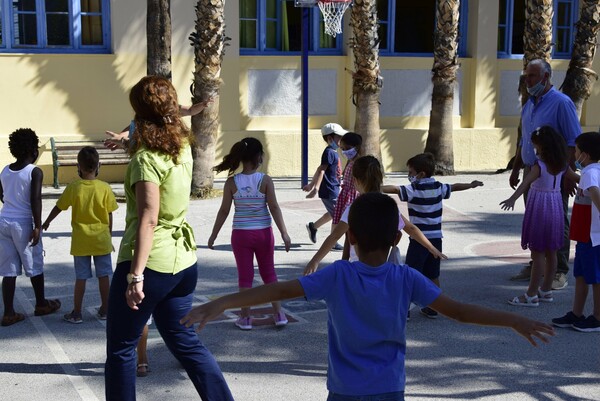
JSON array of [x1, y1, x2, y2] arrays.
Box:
[[74, 254, 113, 280]]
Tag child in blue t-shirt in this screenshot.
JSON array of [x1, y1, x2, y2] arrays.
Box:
[[181, 193, 554, 400], [303, 123, 346, 250]]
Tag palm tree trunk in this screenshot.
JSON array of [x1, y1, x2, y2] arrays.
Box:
[[349, 0, 382, 161], [189, 0, 228, 197], [147, 0, 172, 79], [424, 0, 460, 175], [560, 0, 600, 117]]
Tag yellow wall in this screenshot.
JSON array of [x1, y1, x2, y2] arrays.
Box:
[[1, 0, 599, 185]]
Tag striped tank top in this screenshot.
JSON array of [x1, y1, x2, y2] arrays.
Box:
[[232, 172, 272, 230]]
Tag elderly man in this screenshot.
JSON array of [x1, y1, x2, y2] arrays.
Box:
[[509, 59, 581, 290]]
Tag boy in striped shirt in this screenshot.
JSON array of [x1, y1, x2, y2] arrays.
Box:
[[383, 153, 483, 319]]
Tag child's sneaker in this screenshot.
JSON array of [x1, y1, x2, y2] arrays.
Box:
[[235, 316, 252, 330], [63, 311, 83, 324], [274, 312, 288, 327], [96, 308, 107, 320], [420, 307, 438, 319], [306, 223, 317, 244], [552, 311, 585, 328], [572, 315, 600, 333]]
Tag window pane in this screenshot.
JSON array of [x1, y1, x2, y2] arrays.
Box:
[[377, 0, 388, 21], [556, 28, 568, 53], [511, 0, 525, 54], [394, 0, 435, 53], [240, 20, 257, 48], [14, 13, 37, 45], [266, 0, 277, 19], [557, 2, 569, 26], [498, 26, 506, 52], [47, 14, 70, 45], [81, 0, 102, 13], [283, 2, 301, 51], [378, 23, 388, 50], [266, 20, 276, 48], [240, 0, 257, 18], [498, 0, 507, 24], [45, 0, 68, 13], [14, 0, 36, 12], [82, 15, 103, 45]]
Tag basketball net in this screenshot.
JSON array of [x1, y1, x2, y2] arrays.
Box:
[[318, 0, 351, 37]]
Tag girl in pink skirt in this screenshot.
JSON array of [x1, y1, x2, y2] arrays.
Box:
[[500, 126, 569, 307]]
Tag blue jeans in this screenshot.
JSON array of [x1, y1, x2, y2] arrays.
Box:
[[327, 391, 405, 401], [105, 261, 233, 401]]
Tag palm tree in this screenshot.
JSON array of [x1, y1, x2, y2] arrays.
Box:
[[424, 0, 460, 175], [560, 0, 600, 117], [146, 0, 172, 78], [189, 0, 229, 197], [348, 0, 382, 160]]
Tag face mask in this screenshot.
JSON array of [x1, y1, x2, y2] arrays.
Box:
[[342, 148, 357, 160], [527, 78, 546, 97], [575, 154, 585, 170], [408, 175, 418, 184], [329, 140, 338, 150]]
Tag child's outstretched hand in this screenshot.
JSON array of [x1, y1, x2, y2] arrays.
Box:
[[499, 198, 516, 211], [207, 234, 217, 250], [304, 261, 318, 276], [180, 299, 225, 333], [41, 222, 49, 231], [512, 316, 555, 347], [471, 180, 484, 188], [282, 233, 291, 252]]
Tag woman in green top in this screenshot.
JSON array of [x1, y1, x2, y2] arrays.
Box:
[[104, 76, 233, 401]]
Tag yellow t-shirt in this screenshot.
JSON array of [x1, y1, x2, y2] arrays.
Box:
[[117, 144, 197, 274], [56, 179, 118, 256]]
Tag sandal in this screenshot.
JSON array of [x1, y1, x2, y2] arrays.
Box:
[[137, 363, 150, 377], [538, 289, 554, 303], [508, 293, 539, 307], [1, 313, 25, 327], [34, 299, 61, 316]]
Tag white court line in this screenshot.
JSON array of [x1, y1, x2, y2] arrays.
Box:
[[15, 289, 100, 401]]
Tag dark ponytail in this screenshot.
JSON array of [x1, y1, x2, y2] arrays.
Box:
[[214, 137, 264, 175]]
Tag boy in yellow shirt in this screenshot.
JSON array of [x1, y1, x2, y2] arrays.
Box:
[[43, 147, 118, 323]]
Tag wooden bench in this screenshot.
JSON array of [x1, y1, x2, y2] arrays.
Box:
[[50, 138, 129, 188]]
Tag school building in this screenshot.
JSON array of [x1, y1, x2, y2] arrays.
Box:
[[1, 0, 599, 185]]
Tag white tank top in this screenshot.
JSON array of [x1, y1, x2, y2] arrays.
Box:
[[0, 164, 36, 220]]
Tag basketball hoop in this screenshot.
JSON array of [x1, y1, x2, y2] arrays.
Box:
[[294, 0, 351, 38], [318, 0, 352, 37]]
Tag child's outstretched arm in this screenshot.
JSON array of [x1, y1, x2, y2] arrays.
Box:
[[181, 280, 305, 332], [207, 178, 235, 249], [429, 294, 555, 347], [303, 165, 326, 198], [264, 175, 291, 252], [381, 185, 400, 195], [451, 180, 484, 192], [500, 164, 540, 210], [401, 215, 447, 260], [304, 222, 349, 275], [104, 126, 130, 150], [42, 206, 62, 231], [180, 99, 214, 117], [30, 167, 43, 246]]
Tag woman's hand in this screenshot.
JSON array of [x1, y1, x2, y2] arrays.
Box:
[[126, 282, 145, 310]]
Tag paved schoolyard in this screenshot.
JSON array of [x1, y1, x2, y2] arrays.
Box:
[[0, 172, 598, 401]]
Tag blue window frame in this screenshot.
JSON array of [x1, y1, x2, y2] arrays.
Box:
[[0, 0, 111, 53], [376, 0, 469, 57], [498, 0, 578, 59], [240, 0, 342, 55]]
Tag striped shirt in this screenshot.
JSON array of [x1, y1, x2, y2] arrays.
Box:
[[397, 178, 451, 239], [232, 172, 272, 230]]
